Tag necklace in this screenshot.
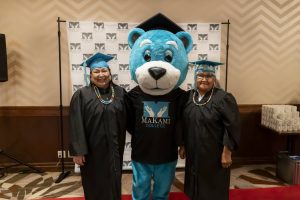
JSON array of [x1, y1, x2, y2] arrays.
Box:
[[193, 86, 214, 106], [93, 84, 115, 104]]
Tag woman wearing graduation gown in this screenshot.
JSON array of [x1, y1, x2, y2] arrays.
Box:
[[180, 60, 240, 200], [69, 53, 127, 200]]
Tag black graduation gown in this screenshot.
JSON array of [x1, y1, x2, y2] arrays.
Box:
[[182, 88, 240, 200], [69, 84, 127, 200]]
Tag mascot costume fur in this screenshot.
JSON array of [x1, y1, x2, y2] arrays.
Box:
[[126, 13, 193, 200]]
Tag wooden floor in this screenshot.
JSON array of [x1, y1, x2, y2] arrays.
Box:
[[0, 164, 287, 200]]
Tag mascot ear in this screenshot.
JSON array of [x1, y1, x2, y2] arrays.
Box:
[[176, 31, 193, 53], [128, 28, 145, 48]]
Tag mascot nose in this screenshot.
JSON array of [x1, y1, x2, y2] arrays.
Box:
[[148, 67, 166, 80]]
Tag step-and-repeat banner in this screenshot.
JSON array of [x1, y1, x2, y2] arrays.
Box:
[[66, 21, 221, 170]]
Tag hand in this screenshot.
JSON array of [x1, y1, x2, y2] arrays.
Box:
[[145, 105, 155, 117], [221, 146, 232, 168], [157, 106, 167, 117], [73, 155, 86, 166], [179, 146, 186, 159]]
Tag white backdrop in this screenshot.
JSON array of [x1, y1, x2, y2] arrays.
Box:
[[66, 21, 221, 170]]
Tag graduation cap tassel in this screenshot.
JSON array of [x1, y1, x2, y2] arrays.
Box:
[[83, 62, 90, 86], [55, 17, 70, 183]]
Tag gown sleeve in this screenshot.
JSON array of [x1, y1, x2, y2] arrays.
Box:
[[175, 90, 190, 146], [69, 90, 88, 156], [124, 89, 137, 135], [218, 93, 241, 151]]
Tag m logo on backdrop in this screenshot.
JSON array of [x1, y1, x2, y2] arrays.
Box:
[[192, 44, 197, 51], [112, 74, 118, 82], [123, 161, 132, 168], [93, 22, 104, 30], [118, 43, 129, 51], [73, 84, 83, 93], [119, 64, 129, 72], [198, 34, 208, 41], [209, 24, 220, 31], [70, 43, 81, 52], [69, 22, 80, 29], [71, 64, 82, 71], [125, 142, 131, 149], [82, 32, 93, 41], [106, 33, 117, 40], [209, 44, 219, 51], [118, 23, 129, 30], [83, 54, 93, 61], [187, 24, 197, 31], [94, 43, 105, 51], [198, 54, 208, 60], [66, 21, 221, 170]]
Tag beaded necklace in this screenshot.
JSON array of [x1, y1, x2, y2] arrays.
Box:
[[193, 86, 214, 106], [93, 84, 115, 105]]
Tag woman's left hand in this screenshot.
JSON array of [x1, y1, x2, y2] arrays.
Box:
[[179, 146, 186, 159], [221, 146, 232, 168]]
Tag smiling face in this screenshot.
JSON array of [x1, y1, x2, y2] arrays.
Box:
[[90, 67, 111, 89], [128, 29, 192, 96], [195, 72, 216, 95]]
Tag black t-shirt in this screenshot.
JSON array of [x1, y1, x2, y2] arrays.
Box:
[[126, 86, 186, 164]]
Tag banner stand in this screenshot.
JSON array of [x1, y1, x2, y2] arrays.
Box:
[[55, 17, 70, 184], [57, 17, 230, 173]]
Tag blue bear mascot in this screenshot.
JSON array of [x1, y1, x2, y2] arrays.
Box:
[[126, 13, 193, 200]]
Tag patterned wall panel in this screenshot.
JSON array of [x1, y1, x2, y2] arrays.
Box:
[[0, 0, 299, 106], [219, 0, 300, 104]]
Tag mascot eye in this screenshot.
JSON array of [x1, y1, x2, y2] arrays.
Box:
[[144, 50, 151, 62], [164, 50, 173, 62]]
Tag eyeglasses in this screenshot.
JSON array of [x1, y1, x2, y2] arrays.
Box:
[[196, 73, 215, 80]]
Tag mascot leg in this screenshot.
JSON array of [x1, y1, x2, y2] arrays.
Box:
[[132, 161, 152, 200], [152, 161, 177, 200]]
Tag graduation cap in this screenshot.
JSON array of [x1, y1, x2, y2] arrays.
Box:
[[190, 60, 223, 74], [81, 52, 113, 70], [136, 13, 184, 34]]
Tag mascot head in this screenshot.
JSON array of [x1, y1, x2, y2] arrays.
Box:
[[128, 13, 193, 96]]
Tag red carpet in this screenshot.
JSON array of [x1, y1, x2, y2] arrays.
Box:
[[229, 185, 300, 200], [39, 186, 300, 200], [38, 193, 188, 200]]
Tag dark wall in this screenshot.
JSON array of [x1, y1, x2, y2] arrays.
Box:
[[234, 106, 291, 164], [0, 107, 72, 170], [0, 105, 299, 170]]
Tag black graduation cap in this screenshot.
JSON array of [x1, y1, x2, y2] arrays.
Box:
[[136, 13, 184, 34]]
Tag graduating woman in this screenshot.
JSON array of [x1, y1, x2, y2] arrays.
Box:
[[179, 60, 240, 200], [69, 53, 127, 200]]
